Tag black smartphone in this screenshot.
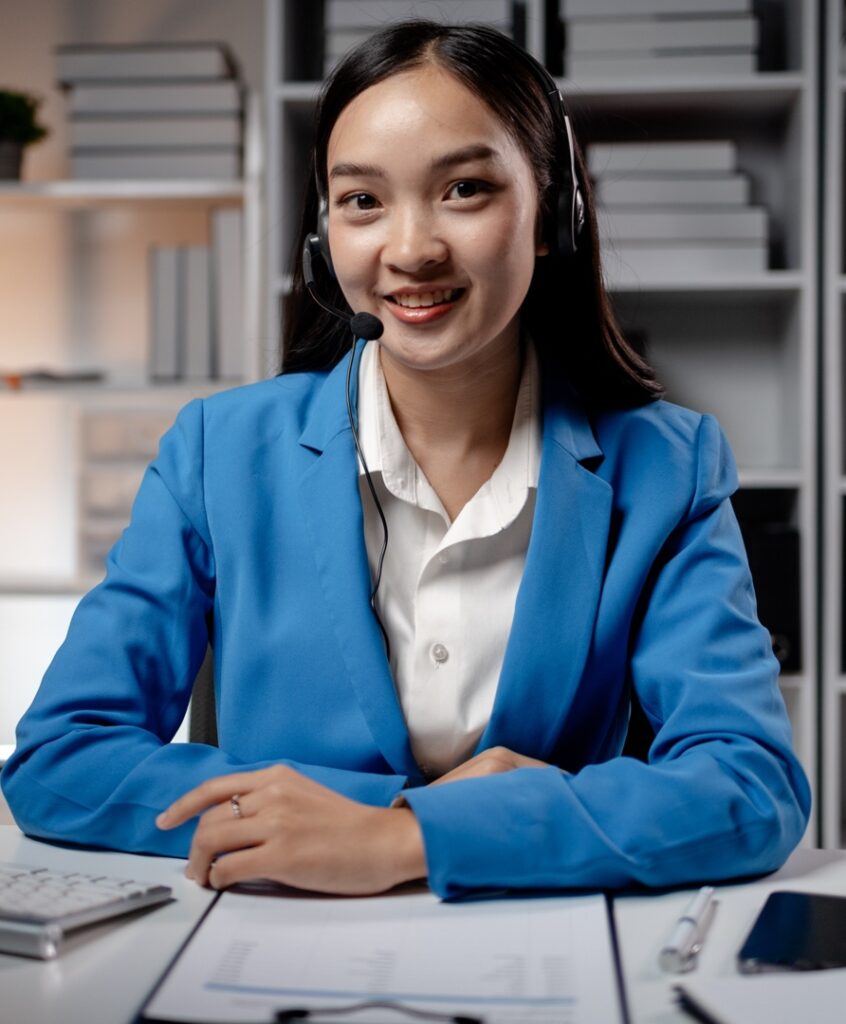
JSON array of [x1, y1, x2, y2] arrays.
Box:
[[737, 890, 846, 973]]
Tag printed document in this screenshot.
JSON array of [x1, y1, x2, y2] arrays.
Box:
[[141, 885, 624, 1023]]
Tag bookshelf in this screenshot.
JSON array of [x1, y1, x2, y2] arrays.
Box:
[[0, 9, 265, 750], [822, 0, 846, 849], [264, 0, 819, 832], [565, 0, 818, 828]]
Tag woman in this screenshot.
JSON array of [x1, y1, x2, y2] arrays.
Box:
[[2, 22, 810, 898]]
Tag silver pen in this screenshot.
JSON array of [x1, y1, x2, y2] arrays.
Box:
[[659, 886, 718, 973]]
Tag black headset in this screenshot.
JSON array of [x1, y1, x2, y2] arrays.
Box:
[[299, 39, 587, 665], [304, 43, 586, 283]]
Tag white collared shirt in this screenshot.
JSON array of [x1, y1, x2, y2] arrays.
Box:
[[357, 341, 541, 778]]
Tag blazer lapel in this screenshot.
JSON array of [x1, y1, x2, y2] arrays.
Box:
[[478, 376, 613, 760], [297, 346, 422, 780]]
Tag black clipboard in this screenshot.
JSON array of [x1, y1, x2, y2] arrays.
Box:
[[133, 891, 223, 1024], [132, 888, 632, 1024]]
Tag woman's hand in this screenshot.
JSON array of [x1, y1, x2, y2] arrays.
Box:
[[156, 765, 426, 895], [430, 746, 549, 786]]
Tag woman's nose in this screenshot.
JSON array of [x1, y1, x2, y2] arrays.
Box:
[[381, 206, 448, 273]]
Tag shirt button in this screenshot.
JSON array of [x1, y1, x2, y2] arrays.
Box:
[[431, 643, 449, 665], [437, 551, 450, 565]]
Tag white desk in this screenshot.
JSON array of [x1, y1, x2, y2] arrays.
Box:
[[0, 822, 844, 1024], [0, 825, 215, 1024], [614, 847, 846, 1022]]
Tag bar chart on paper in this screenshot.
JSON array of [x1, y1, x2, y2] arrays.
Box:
[[140, 887, 625, 1023]]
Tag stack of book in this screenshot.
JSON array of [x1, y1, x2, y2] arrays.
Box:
[[562, 0, 759, 80], [149, 207, 244, 382], [78, 408, 177, 573], [323, 0, 513, 75], [55, 42, 243, 180], [589, 139, 768, 279]]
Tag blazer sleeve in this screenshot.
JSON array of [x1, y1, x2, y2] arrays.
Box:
[[1, 400, 407, 857], [403, 414, 812, 898]]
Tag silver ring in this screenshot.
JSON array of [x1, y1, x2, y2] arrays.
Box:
[[230, 793, 242, 819]]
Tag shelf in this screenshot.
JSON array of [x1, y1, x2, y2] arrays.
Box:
[[0, 380, 241, 402], [737, 468, 804, 489], [273, 275, 803, 300], [0, 180, 247, 208], [560, 73, 805, 116], [275, 75, 806, 113], [0, 575, 101, 596], [608, 272, 805, 297], [275, 81, 321, 103]]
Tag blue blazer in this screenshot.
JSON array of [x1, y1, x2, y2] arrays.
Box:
[[2, 345, 810, 897]]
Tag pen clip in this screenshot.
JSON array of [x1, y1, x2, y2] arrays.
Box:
[[659, 893, 719, 974], [686, 897, 718, 963]]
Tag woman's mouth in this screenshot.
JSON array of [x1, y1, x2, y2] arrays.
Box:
[[384, 288, 465, 324]]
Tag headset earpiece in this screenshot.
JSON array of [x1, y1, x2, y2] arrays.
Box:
[[315, 193, 334, 277], [552, 105, 585, 259], [306, 50, 584, 274]]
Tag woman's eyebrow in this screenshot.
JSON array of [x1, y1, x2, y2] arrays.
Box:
[[328, 144, 502, 181], [430, 143, 501, 171]]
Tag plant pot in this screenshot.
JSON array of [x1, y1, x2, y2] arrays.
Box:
[[0, 141, 23, 180]]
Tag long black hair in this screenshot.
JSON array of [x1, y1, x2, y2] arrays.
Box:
[[281, 20, 663, 409]]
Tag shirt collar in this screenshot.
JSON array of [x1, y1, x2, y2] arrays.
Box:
[[357, 340, 541, 532]]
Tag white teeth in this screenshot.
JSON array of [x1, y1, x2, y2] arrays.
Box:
[[392, 288, 459, 308]]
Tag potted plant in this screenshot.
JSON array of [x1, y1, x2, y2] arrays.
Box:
[[0, 88, 48, 180]]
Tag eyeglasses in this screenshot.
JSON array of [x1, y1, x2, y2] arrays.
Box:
[[275, 999, 483, 1023]]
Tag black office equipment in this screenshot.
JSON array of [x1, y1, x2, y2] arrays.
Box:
[[737, 891, 846, 972]]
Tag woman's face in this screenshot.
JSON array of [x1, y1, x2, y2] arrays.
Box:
[[325, 64, 546, 377]]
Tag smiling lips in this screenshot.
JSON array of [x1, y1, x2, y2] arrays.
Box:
[[384, 287, 466, 324]]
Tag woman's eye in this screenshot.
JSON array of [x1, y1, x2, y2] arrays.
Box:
[[447, 180, 488, 200], [341, 192, 378, 211]]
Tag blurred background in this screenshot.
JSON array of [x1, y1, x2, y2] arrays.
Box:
[[0, 0, 842, 846]]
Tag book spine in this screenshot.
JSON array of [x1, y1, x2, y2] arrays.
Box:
[[149, 247, 180, 381], [563, 0, 750, 18], [605, 241, 767, 279], [70, 82, 240, 115], [183, 247, 212, 380], [325, 0, 510, 30], [70, 116, 241, 149], [56, 47, 230, 83], [211, 209, 244, 380], [598, 207, 767, 241], [594, 174, 750, 205], [588, 141, 737, 175], [567, 16, 758, 53], [71, 150, 241, 180], [567, 51, 756, 78]]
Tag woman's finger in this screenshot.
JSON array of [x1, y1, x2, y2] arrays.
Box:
[[192, 790, 258, 829], [187, 814, 267, 887], [156, 768, 276, 829], [207, 844, 275, 891]]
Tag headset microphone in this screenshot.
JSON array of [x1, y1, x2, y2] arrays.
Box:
[[302, 235, 384, 341], [302, 232, 391, 659]]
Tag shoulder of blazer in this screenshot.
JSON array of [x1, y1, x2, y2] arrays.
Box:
[[194, 369, 334, 442], [588, 400, 735, 517], [592, 398, 708, 467]]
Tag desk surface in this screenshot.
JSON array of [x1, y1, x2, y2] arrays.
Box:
[[0, 823, 844, 1024], [614, 846, 846, 1022], [0, 826, 215, 1024]]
